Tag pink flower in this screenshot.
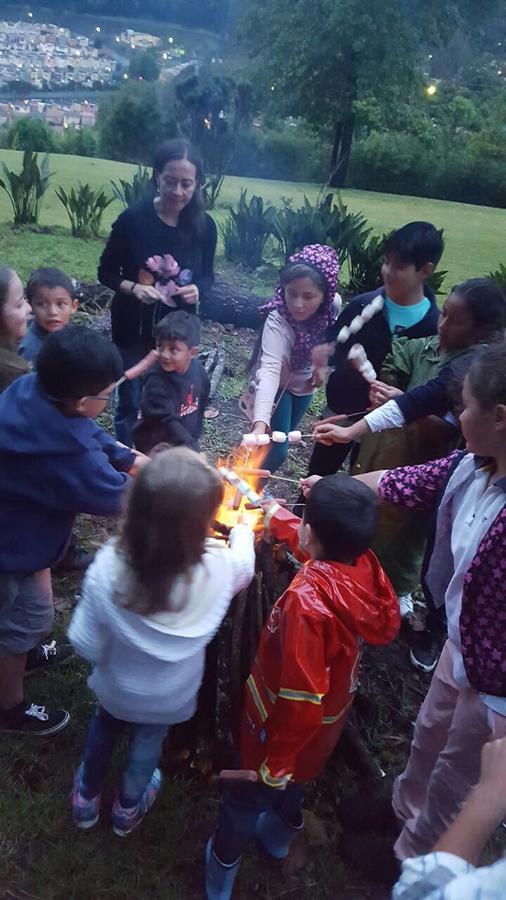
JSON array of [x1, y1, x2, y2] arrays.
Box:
[[146, 255, 163, 273], [160, 254, 180, 277]]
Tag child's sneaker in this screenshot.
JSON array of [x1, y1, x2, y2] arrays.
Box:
[[0, 700, 70, 735], [25, 639, 73, 676], [111, 768, 162, 836], [71, 762, 100, 829]]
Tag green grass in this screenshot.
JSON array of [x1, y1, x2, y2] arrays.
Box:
[[0, 149, 505, 287]]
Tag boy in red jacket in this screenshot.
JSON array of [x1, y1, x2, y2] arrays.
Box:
[[205, 474, 400, 900]]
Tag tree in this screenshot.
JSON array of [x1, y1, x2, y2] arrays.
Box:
[[97, 83, 162, 164], [239, 0, 502, 186], [129, 50, 161, 83], [7, 117, 55, 153]]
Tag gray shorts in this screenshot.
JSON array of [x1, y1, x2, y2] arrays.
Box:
[[0, 569, 53, 653]]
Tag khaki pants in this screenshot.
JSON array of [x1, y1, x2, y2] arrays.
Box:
[[393, 640, 506, 859]]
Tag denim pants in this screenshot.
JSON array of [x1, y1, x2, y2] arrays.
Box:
[[213, 780, 304, 863], [81, 706, 168, 806], [262, 391, 313, 474], [114, 345, 146, 447]]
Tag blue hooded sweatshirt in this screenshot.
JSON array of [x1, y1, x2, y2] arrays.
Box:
[[0, 373, 134, 574]]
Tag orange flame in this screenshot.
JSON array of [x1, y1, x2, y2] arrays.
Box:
[[214, 443, 268, 532]]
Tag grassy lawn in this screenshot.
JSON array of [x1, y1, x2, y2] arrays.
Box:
[[0, 149, 505, 288]]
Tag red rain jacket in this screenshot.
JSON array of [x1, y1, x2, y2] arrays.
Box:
[[240, 506, 399, 786]]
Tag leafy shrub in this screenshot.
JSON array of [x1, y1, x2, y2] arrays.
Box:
[[56, 183, 114, 238], [111, 165, 153, 208], [349, 131, 506, 208], [346, 233, 387, 295], [202, 172, 225, 210], [7, 118, 56, 153], [488, 264, 506, 293], [0, 150, 52, 225], [220, 189, 276, 269], [269, 193, 371, 264]]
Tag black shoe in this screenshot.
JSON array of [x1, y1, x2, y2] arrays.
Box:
[[54, 546, 94, 572], [25, 640, 74, 676], [409, 630, 440, 673], [0, 701, 70, 735], [338, 787, 401, 835], [339, 833, 401, 886]]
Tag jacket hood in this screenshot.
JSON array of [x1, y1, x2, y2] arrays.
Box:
[[288, 244, 340, 301], [0, 373, 98, 456], [85, 540, 236, 663], [303, 552, 399, 645]]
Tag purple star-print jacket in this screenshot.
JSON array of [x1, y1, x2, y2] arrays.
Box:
[[379, 451, 506, 696]]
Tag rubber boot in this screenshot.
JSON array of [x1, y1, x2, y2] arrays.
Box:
[[205, 837, 241, 900], [256, 809, 303, 860]]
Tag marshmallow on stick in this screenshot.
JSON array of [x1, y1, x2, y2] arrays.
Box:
[[218, 467, 262, 507], [242, 430, 304, 447], [115, 349, 159, 388], [348, 343, 377, 383], [336, 294, 384, 344]]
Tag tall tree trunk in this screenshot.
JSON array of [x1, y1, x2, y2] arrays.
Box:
[[328, 118, 354, 188]]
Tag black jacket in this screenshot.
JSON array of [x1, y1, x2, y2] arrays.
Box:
[[325, 286, 440, 414], [133, 359, 210, 454], [98, 200, 217, 349]]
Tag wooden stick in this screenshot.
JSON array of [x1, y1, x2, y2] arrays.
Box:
[[268, 475, 300, 484]]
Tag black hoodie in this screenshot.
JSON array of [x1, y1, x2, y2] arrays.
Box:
[[325, 286, 440, 414]]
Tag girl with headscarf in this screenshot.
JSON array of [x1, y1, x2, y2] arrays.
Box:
[[244, 244, 340, 474]]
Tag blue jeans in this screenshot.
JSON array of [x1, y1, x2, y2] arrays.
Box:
[[114, 345, 146, 447], [263, 391, 313, 474], [213, 780, 304, 863], [81, 706, 168, 806]]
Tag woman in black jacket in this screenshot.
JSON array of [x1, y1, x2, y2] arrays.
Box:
[[98, 139, 217, 445]]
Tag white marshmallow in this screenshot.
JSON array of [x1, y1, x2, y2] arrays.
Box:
[[257, 434, 270, 446], [348, 315, 363, 334], [370, 295, 384, 313], [288, 430, 302, 443], [271, 431, 286, 443], [242, 433, 257, 448], [360, 303, 376, 322], [337, 325, 350, 343]]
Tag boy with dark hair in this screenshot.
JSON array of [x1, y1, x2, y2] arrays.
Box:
[[20, 267, 78, 364], [205, 475, 399, 900], [308, 221, 444, 477], [0, 326, 146, 736], [133, 310, 210, 454]]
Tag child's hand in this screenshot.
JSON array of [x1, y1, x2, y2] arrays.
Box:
[[475, 737, 506, 817], [310, 366, 327, 388], [311, 342, 335, 368], [369, 380, 403, 408], [299, 474, 322, 497], [313, 422, 353, 445]]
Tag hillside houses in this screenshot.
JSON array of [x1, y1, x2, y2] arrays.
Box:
[[0, 20, 119, 90]]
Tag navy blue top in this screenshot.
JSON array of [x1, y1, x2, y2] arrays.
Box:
[[0, 374, 134, 573]]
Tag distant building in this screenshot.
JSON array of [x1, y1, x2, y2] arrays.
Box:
[[119, 28, 161, 49]]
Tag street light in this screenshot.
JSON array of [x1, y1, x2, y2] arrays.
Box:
[[426, 84, 437, 96], [96, 26, 101, 33]]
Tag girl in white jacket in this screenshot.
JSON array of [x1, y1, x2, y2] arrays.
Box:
[[69, 447, 255, 836]]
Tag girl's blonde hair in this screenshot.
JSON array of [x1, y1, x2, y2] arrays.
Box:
[[118, 447, 223, 615]]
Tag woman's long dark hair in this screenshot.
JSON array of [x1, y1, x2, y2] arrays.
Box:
[[118, 447, 224, 616], [152, 139, 207, 242]]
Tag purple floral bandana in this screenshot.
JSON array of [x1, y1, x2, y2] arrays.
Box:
[[260, 244, 340, 370]]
